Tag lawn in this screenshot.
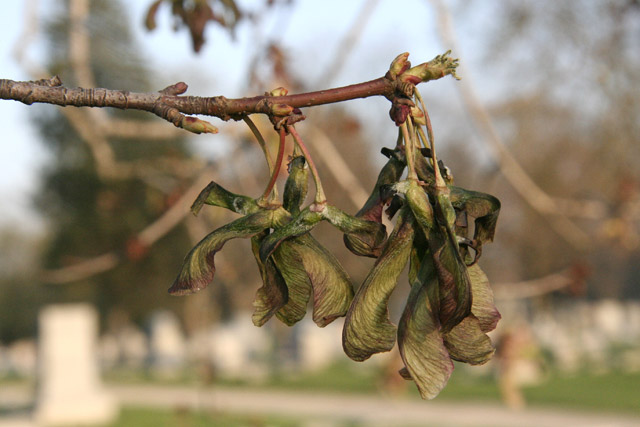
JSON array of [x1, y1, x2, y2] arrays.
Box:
[[103, 361, 640, 416], [259, 361, 640, 415], [111, 407, 303, 427]]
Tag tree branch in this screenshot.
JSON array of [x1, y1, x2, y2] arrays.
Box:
[[0, 52, 458, 134], [493, 265, 588, 300]]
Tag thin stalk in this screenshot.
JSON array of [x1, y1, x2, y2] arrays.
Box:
[[292, 139, 303, 157], [287, 125, 326, 205], [406, 115, 422, 174], [416, 125, 429, 151], [414, 89, 445, 188], [394, 126, 403, 150], [243, 116, 274, 173], [400, 121, 417, 181], [260, 127, 286, 202], [245, 116, 282, 202]]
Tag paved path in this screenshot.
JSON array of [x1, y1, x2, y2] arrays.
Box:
[[2, 384, 640, 426]]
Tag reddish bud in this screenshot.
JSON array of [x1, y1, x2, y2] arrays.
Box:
[[388, 52, 411, 79], [181, 116, 218, 134], [389, 103, 411, 126]]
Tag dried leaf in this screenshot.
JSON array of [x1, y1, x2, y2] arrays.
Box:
[[251, 231, 289, 326], [353, 149, 406, 223], [429, 229, 472, 333], [414, 148, 453, 188], [450, 186, 501, 250], [342, 150, 404, 257], [256, 202, 353, 327], [398, 257, 453, 400], [414, 151, 436, 188], [468, 263, 501, 333], [443, 314, 494, 365], [405, 180, 471, 333], [259, 207, 323, 262], [271, 240, 312, 326], [324, 205, 387, 259], [408, 226, 429, 287], [275, 234, 353, 327], [342, 207, 415, 361], [283, 155, 309, 215], [191, 180, 258, 216], [432, 180, 474, 332], [169, 209, 274, 296]]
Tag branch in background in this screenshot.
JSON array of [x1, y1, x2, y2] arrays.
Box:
[[102, 118, 185, 140], [40, 164, 218, 284], [316, 0, 381, 87], [493, 264, 588, 300], [11, 0, 42, 78], [306, 124, 370, 209], [41, 253, 120, 285], [432, 0, 590, 250], [308, 0, 379, 210], [69, 0, 119, 177]]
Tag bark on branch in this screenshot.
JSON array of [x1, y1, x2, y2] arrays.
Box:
[[0, 52, 459, 134]]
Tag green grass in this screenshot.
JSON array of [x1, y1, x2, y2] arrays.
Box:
[[105, 360, 382, 394], [111, 407, 302, 427], [257, 362, 640, 415], [261, 360, 381, 394], [436, 368, 640, 415], [104, 362, 640, 415], [521, 371, 640, 415], [436, 371, 502, 402], [105, 368, 640, 426]]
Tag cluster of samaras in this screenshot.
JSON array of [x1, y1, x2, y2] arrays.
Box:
[[170, 52, 501, 399]]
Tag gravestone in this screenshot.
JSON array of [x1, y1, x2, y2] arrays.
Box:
[[298, 319, 343, 372], [148, 310, 185, 377], [5, 339, 36, 378], [35, 304, 118, 425], [209, 312, 270, 379]]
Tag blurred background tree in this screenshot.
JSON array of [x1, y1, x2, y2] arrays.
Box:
[[453, 0, 640, 299]]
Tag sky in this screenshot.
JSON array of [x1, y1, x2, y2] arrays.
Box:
[[0, 0, 483, 232]]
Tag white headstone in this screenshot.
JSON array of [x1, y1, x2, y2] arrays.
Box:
[[35, 304, 118, 426], [298, 319, 343, 372], [6, 339, 36, 378], [119, 325, 148, 368], [594, 299, 626, 341], [148, 311, 185, 376], [209, 312, 270, 379]]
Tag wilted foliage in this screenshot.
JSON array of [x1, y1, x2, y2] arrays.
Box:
[[170, 54, 502, 398]]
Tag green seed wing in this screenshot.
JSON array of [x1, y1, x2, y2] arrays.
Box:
[[342, 207, 414, 361]]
